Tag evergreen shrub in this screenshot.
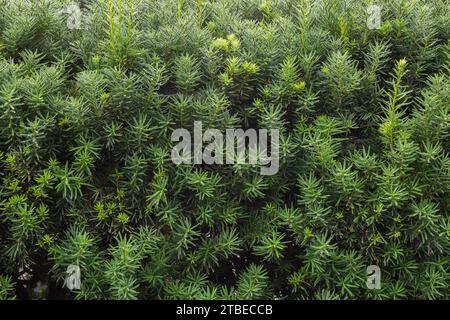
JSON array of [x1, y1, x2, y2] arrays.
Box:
[[0, 0, 449, 300]]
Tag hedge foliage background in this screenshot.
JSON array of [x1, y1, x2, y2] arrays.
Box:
[[0, 0, 449, 300]]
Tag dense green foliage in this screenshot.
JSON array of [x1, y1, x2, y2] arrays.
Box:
[[0, 0, 449, 300]]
